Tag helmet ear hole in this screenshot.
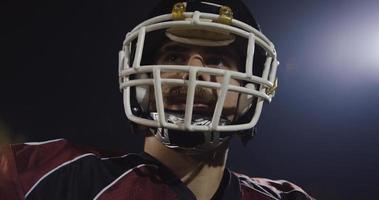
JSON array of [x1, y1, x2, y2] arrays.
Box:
[[237, 83, 256, 117], [252, 45, 267, 77]]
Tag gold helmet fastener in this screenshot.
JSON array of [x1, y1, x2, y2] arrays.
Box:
[[172, 2, 186, 20]]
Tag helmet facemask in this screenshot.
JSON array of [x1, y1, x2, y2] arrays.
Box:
[[119, 1, 278, 152]]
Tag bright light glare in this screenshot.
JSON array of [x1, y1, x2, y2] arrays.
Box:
[[307, 4, 379, 84]]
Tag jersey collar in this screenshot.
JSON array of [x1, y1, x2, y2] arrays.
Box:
[[139, 152, 241, 200]]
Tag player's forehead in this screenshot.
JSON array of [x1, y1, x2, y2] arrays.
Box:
[[155, 40, 240, 58]]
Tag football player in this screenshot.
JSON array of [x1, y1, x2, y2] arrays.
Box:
[[0, 0, 314, 199]]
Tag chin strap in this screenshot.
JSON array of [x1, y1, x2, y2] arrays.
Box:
[[239, 126, 257, 146]]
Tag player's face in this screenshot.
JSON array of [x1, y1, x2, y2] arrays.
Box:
[[150, 41, 242, 120]]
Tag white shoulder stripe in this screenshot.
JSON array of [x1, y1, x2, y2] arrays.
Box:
[[24, 138, 65, 145], [100, 154, 130, 160], [93, 164, 153, 200], [25, 153, 96, 199], [256, 178, 307, 194], [236, 174, 280, 200], [240, 180, 280, 200]]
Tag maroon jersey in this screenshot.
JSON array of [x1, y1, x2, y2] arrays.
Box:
[[0, 139, 314, 200]]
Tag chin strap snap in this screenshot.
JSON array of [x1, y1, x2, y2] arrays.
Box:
[[172, 2, 186, 20]]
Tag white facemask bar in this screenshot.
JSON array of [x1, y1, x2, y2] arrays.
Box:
[[119, 11, 279, 132]]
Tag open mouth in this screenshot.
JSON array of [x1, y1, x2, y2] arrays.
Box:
[[165, 102, 214, 114], [166, 99, 215, 115], [164, 86, 217, 115]]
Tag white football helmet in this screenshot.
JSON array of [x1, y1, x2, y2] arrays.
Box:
[[118, 0, 279, 151]]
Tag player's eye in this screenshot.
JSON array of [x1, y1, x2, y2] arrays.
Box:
[[162, 53, 186, 65]]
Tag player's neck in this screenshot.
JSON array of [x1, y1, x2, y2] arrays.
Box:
[[144, 136, 229, 200]]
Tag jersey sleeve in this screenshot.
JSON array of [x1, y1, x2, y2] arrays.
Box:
[[251, 177, 316, 200], [0, 144, 23, 200], [0, 139, 100, 200], [235, 172, 315, 200]]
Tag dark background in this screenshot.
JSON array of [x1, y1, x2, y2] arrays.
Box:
[[1, 0, 378, 199]]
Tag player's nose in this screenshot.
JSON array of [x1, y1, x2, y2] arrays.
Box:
[[185, 54, 210, 81], [187, 54, 205, 67]]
